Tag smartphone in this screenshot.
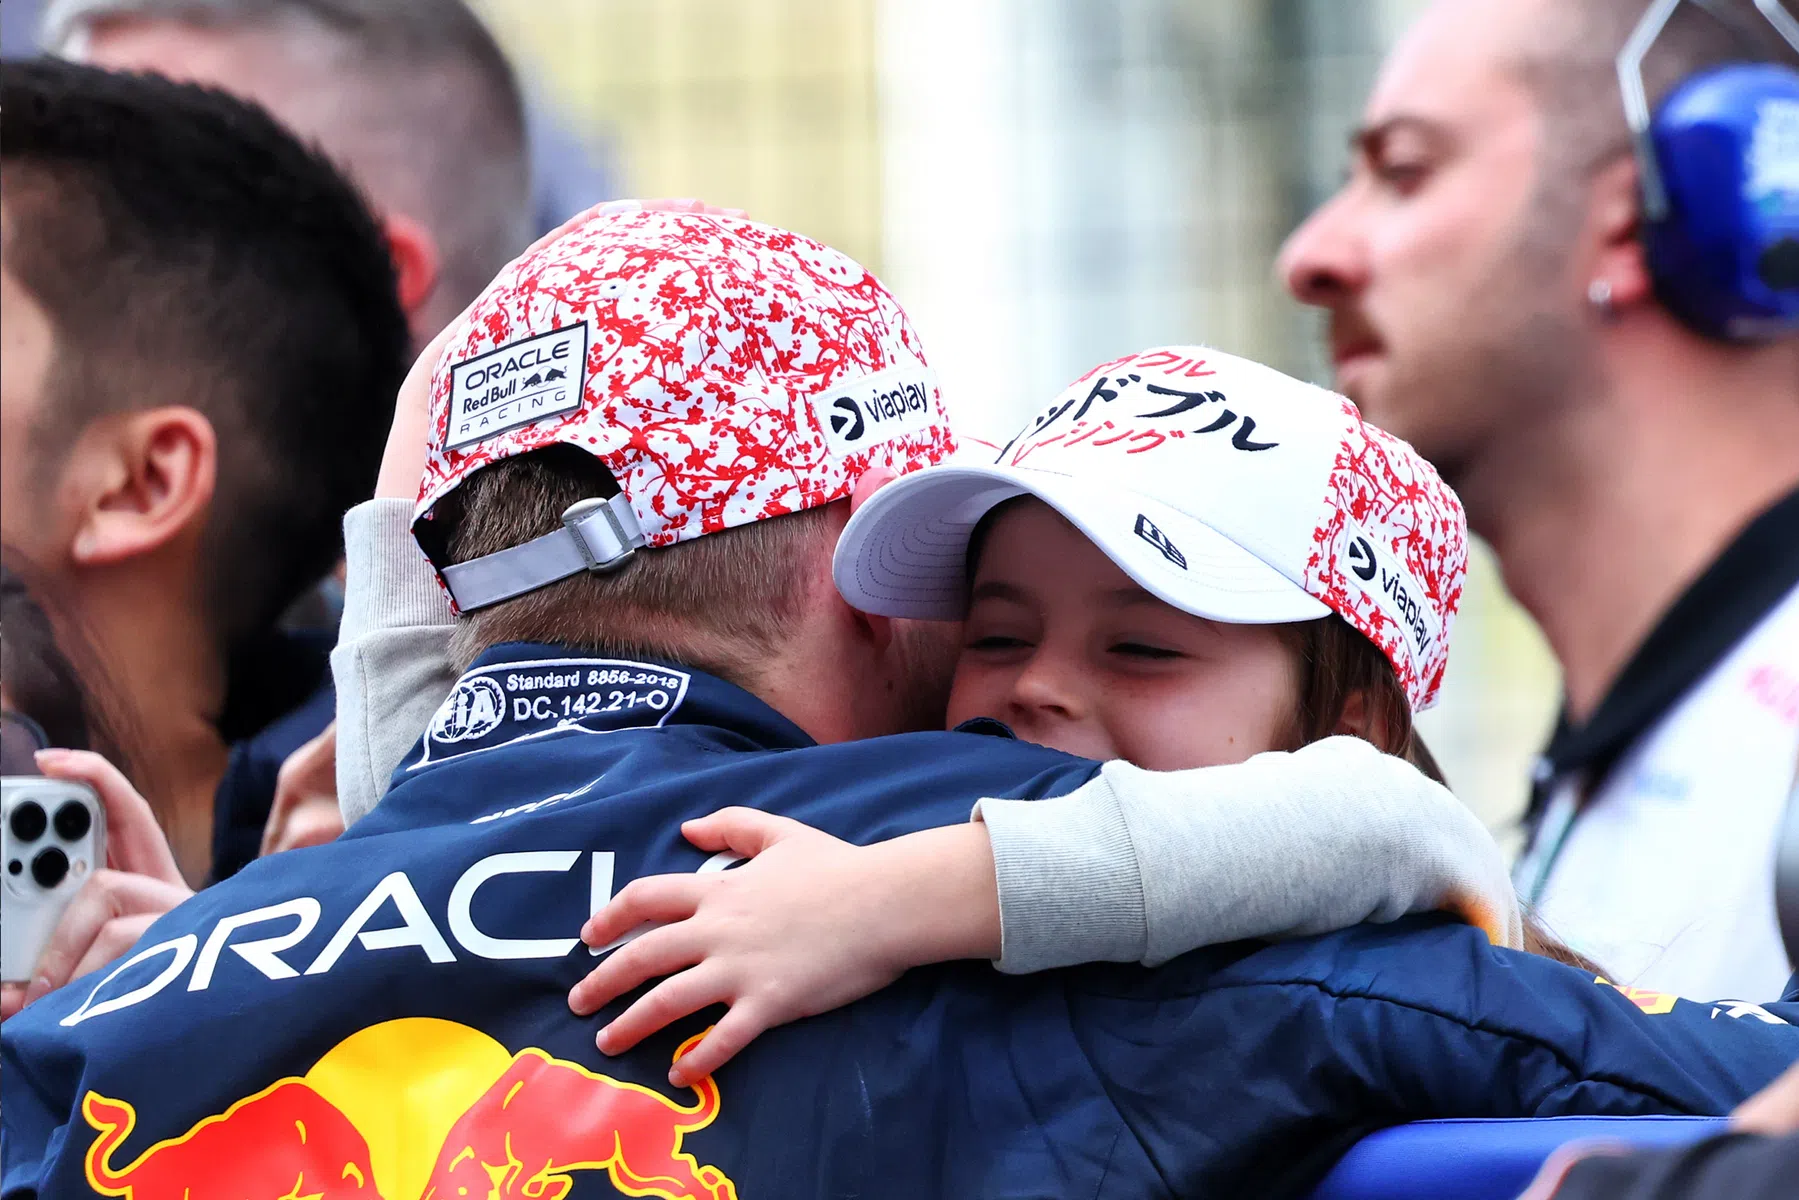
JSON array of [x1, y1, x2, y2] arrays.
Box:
[[2, 776, 106, 983]]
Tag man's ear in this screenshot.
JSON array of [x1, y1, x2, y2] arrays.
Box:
[[385, 213, 440, 323], [1584, 156, 1655, 312], [816, 499, 893, 653], [849, 467, 899, 515], [69, 408, 217, 568]]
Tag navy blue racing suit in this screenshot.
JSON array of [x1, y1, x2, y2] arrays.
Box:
[[5, 643, 1796, 1198]]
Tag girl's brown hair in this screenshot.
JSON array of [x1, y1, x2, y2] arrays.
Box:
[[1280, 615, 1445, 786]]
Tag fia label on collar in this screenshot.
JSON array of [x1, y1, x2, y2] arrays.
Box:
[[413, 657, 690, 768], [445, 324, 589, 450]]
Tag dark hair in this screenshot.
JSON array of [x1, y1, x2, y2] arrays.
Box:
[[434, 447, 839, 687], [0, 58, 409, 643], [0, 553, 140, 784]]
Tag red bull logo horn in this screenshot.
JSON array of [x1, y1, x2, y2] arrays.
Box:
[[81, 1019, 738, 1200], [1595, 975, 1680, 1016]]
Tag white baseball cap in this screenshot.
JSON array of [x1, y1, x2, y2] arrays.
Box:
[[832, 346, 1468, 711]]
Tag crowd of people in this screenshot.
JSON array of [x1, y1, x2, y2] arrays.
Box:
[[1, 0, 1797, 1196]]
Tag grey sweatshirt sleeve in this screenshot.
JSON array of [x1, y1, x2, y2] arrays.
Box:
[[973, 736, 1522, 974], [331, 498, 459, 827]]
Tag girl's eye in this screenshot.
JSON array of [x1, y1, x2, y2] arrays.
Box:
[[967, 635, 1032, 652], [1111, 641, 1182, 660], [1373, 159, 1429, 194]]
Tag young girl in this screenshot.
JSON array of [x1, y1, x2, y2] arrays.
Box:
[[569, 345, 1561, 1084]]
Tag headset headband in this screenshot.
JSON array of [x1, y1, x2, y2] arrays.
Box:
[[1620, 0, 1799, 221]]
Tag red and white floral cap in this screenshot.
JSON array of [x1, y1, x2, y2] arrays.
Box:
[[414, 210, 956, 612], [833, 346, 1467, 710]]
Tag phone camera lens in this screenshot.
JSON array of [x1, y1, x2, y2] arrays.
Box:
[[6, 860, 20, 876], [9, 801, 47, 843], [30, 846, 69, 889], [53, 801, 91, 841]]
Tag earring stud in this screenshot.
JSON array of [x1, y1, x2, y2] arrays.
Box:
[[1587, 279, 1615, 316]]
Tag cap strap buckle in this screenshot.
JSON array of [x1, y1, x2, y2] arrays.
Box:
[[559, 495, 642, 572], [440, 493, 645, 612]]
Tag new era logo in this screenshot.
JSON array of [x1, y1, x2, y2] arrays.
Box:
[[1134, 514, 1187, 569]]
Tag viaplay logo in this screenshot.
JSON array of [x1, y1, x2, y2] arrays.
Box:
[[1342, 525, 1439, 662], [818, 362, 938, 458], [828, 396, 866, 443], [82, 1019, 737, 1200]]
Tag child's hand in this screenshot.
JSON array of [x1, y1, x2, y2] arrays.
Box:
[[570, 808, 1000, 1086], [570, 808, 906, 1084]]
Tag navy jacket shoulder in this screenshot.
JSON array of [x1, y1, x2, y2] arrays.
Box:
[[5, 646, 1796, 1199], [1069, 919, 1799, 1194]]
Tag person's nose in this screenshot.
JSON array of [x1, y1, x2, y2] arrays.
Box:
[[1277, 189, 1369, 308], [1007, 649, 1087, 724]]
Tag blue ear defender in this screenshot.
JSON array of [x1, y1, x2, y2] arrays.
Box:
[[1619, 0, 1799, 341]]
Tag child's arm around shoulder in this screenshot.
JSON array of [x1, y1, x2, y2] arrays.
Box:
[[976, 735, 1521, 973], [567, 737, 1520, 1085]]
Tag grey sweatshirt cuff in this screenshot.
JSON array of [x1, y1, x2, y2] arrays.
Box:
[[974, 779, 1150, 974], [338, 498, 454, 639], [332, 499, 459, 827]]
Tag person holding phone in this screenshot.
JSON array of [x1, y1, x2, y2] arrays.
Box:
[[0, 563, 190, 1014]]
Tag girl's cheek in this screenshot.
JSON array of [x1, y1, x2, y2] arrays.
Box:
[[945, 663, 1006, 727], [1099, 680, 1280, 773], [1090, 690, 1202, 771]]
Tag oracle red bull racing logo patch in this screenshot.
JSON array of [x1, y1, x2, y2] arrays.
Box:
[[445, 324, 589, 451], [83, 1018, 737, 1200]]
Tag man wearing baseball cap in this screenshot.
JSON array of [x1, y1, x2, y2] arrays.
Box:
[[5, 212, 1794, 1197]]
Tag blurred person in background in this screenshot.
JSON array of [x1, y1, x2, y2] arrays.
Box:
[[45, 0, 534, 351], [0, 63, 407, 916], [0, 560, 194, 1017], [44, 0, 552, 848], [1, 560, 137, 779], [1278, 0, 1799, 999]]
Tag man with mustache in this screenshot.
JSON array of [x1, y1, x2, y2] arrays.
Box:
[[1278, 0, 1799, 999]]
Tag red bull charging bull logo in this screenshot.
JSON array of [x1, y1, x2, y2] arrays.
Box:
[[1594, 976, 1680, 1016], [80, 1018, 738, 1200]]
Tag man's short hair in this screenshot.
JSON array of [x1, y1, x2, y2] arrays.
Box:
[[1, 58, 409, 642], [41, 0, 532, 315], [436, 448, 837, 686], [1519, 0, 1799, 179]]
